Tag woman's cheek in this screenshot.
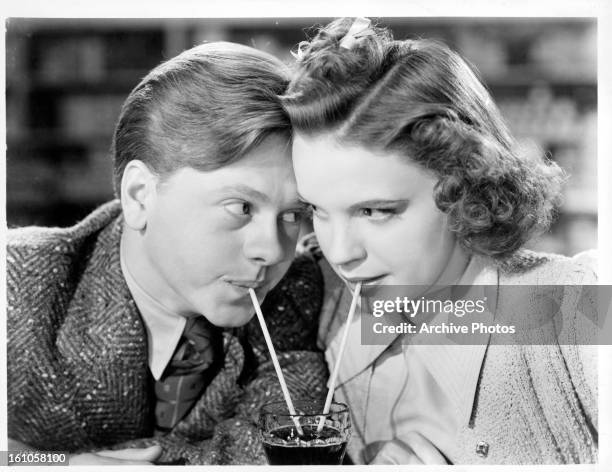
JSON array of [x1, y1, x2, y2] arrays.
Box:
[[313, 217, 331, 248]]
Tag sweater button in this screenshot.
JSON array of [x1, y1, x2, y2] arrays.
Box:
[[475, 441, 489, 458]]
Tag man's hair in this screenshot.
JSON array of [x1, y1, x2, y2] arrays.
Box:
[[281, 18, 566, 261], [111, 42, 291, 195]]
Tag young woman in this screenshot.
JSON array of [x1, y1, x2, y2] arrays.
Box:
[[282, 18, 597, 465]]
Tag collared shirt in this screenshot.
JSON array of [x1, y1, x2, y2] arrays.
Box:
[[119, 237, 186, 381], [319, 255, 498, 463]]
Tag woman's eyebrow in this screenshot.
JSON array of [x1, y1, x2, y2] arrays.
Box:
[[348, 199, 409, 211]]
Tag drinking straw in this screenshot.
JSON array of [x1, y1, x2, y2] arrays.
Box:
[[317, 282, 362, 432], [249, 288, 304, 436]]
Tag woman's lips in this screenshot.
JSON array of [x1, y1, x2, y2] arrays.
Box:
[[341, 274, 388, 290]]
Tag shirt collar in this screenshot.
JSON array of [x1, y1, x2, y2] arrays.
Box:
[[412, 255, 499, 427], [331, 255, 498, 396], [120, 235, 186, 381]]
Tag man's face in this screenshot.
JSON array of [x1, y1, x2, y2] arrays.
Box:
[[136, 134, 304, 327]]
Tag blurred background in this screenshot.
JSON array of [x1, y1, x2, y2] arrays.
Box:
[[5, 17, 597, 256]]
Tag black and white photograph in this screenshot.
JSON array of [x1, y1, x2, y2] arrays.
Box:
[[2, 1, 611, 468]]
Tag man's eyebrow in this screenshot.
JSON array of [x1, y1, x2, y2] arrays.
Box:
[[217, 185, 303, 207], [216, 184, 270, 203]]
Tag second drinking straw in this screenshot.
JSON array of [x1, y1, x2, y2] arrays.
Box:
[[248, 288, 304, 436], [317, 282, 362, 432]]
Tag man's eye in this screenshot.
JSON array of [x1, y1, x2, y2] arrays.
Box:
[[225, 201, 251, 216]]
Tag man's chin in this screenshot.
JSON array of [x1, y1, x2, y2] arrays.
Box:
[[203, 304, 257, 329], [193, 288, 271, 328]]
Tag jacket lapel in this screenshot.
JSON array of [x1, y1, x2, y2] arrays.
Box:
[[57, 215, 153, 444]]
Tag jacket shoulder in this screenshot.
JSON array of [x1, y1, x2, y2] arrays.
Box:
[[8, 200, 122, 256], [7, 201, 123, 289], [7, 201, 124, 334]]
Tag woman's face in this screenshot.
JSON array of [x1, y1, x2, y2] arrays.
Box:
[[292, 133, 469, 292]]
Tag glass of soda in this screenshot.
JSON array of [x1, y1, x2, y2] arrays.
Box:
[[258, 400, 351, 465]]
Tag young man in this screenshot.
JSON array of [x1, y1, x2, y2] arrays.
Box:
[[7, 42, 326, 465]]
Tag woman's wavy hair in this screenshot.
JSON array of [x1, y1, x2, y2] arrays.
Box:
[[281, 18, 566, 260], [112, 42, 291, 196]]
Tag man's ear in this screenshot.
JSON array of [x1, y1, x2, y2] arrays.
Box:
[[120, 160, 157, 231]]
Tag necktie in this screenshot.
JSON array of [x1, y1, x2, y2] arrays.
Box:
[[154, 316, 222, 431]]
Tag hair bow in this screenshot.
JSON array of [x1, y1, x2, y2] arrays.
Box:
[[290, 40, 310, 61], [339, 17, 372, 49]]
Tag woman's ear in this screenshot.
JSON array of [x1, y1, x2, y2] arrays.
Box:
[[120, 160, 157, 231]]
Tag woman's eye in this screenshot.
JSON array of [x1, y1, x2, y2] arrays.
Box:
[[361, 207, 397, 220], [225, 201, 251, 217]]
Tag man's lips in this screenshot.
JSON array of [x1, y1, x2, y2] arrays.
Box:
[[222, 276, 267, 290]]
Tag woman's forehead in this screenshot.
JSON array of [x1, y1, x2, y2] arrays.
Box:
[[292, 134, 435, 205]]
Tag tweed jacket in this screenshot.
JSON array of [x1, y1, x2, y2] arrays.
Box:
[[7, 201, 327, 465], [318, 251, 598, 464]]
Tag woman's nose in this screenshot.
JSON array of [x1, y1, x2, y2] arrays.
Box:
[[320, 220, 367, 271]]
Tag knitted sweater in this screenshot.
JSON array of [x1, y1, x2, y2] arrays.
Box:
[[7, 201, 328, 465], [453, 254, 597, 464]]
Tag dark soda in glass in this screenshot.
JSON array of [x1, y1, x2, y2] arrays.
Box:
[[262, 424, 347, 465], [259, 401, 351, 465]]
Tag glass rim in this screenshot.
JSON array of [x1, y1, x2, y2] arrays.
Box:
[[260, 400, 349, 417]]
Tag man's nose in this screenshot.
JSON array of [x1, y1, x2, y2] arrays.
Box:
[[243, 217, 288, 267]]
